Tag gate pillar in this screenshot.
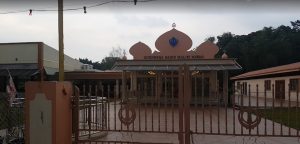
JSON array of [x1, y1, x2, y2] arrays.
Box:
[[178, 65, 192, 144], [25, 81, 73, 144]]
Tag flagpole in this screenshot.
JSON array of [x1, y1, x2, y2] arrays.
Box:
[[6, 69, 12, 78], [58, 0, 64, 81], [6, 69, 16, 94]]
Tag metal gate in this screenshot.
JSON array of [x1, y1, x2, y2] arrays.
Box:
[[72, 65, 192, 144], [72, 65, 300, 144]]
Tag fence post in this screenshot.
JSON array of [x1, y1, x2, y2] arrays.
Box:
[[184, 65, 191, 144], [25, 81, 73, 144], [248, 84, 251, 134], [256, 84, 259, 135], [272, 84, 275, 135]]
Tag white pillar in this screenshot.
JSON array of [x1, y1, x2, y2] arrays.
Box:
[[130, 72, 137, 91], [122, 71, 126, 100]]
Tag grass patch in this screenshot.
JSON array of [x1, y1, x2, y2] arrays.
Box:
[[257, 107, 300, 130]]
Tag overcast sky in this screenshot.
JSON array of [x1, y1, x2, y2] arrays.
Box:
[[0, 0, 299, 61]]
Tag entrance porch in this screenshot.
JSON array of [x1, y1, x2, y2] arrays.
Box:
[[113, 59, 241, 105]]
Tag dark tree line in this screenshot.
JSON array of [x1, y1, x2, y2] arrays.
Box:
[[79, 57, 121, 70], [215, 20, 300, 76]]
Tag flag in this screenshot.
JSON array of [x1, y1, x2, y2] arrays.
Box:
[[6, 72, 17, 107]]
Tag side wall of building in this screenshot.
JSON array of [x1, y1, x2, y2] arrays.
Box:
[[43, 44, 82, 71], [234, 75, 300, 101], [0, 43, 38, 64]]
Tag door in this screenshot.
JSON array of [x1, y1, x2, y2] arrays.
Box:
[[275, 80, 285, 99]]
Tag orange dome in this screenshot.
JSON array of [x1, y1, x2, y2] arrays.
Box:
[[194, 41, 219, 59], [129, 42, 152, 60], [155, 28, 192, 55]]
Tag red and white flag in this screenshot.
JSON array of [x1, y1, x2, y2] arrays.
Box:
[[6, 73, 17, 107]]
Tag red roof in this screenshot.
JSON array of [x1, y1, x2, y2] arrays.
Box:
[[231, 62, 300, 80]]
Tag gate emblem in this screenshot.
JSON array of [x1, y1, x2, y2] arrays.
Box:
[[234, 105, 262, 129], [118, 103, 136, 126]]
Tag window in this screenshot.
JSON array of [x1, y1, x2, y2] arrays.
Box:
[[237, 82, 241, 90], [265, 80, 271, 90], [290, 79, 299, 91]]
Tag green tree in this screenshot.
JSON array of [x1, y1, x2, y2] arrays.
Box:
[[205, 36, 216, 43], [99, 57, 121, 70], [216, 20, 300, 74], [78, 58, 93, 65], [291, 20, 300, 31], [79, 47, 127, 70]]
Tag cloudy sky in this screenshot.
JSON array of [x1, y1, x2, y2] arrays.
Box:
[[0, 0, 299, 61]]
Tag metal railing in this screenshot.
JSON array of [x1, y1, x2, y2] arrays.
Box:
[[72, 75, 300, 144], [230, 84, 300, 137]]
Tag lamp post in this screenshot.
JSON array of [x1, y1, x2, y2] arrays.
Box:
[[58, 0, 64, 81]]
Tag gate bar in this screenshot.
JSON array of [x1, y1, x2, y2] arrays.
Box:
[[201, 72, 205, 134], [256, 84, 259, 135], [171, 71, 175, 133], [248, 84, 251, 135], [194, 76, 198, 133], [288, 83, 291, 135], [144, 80, 148, 131], [264, 82, 267, 135], [233, 83, 236, 135], [178, 65, 184, 144], [164, 76, 168, 132], [297, 87, 299, 137], [184, 64, 191, 144], [272, 84, 275, 135], [74, 86, 80, 143]]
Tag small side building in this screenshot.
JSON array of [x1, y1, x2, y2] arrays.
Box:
[[231, 62, 300, 102]]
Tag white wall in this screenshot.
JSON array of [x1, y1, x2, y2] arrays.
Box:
[[234, 75, 300, 101], [0, 43, 38, 64]]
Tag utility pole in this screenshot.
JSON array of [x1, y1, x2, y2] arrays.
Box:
[[58, 0, 64, 81]]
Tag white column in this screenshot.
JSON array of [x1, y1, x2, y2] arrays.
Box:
[[122, 71, 126, 100], [130, 72, 137, 91]]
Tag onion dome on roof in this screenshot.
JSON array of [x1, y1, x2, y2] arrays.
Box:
[[155, 27, 192, 55], [129, 42, 152, 60], [194, 41, 219, 59]]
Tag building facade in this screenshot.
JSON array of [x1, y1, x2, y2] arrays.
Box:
[[0, 42, 83, 95], [231, 62, 300, 102], [61, 26, 241, 105], [111, 27, 241, 104]]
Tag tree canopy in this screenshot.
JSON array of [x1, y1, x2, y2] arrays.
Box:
[[216, 20, 300, 75]]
